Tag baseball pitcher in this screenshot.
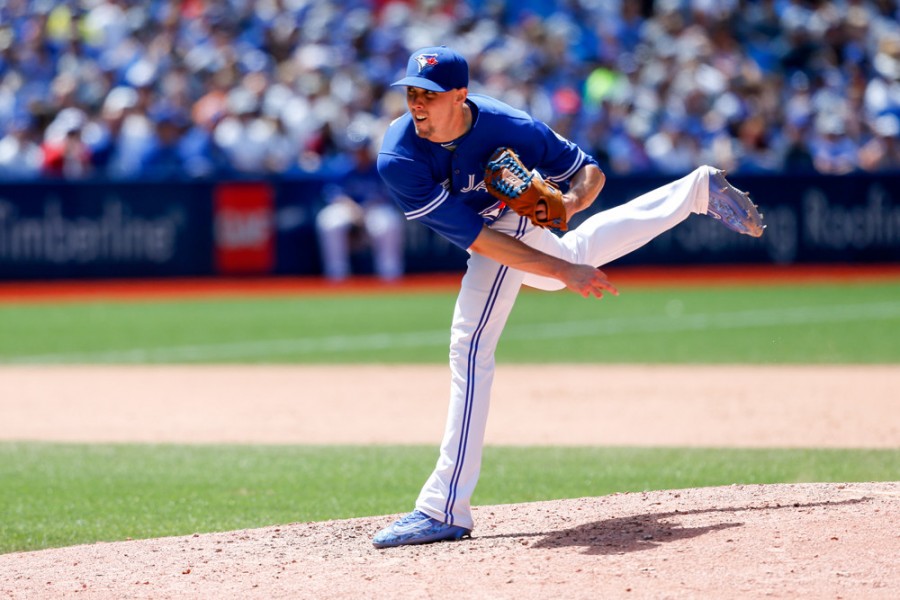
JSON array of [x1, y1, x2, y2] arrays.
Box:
[[372, 46, 764, 548]]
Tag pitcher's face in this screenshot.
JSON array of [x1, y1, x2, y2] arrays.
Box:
[[405, 86, 467, 143]]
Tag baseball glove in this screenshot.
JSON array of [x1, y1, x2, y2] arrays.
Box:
[[484, 147, 568, 231]]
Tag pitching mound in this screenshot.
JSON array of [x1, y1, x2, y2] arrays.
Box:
[[2, 482, 897, 599]]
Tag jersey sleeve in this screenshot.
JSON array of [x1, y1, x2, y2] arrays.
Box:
[[530, 119, 599, 185], [377, 151, 485, 250]]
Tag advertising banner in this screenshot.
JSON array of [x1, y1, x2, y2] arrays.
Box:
[[0, 173, 896, 280], [0, 181, 213, 279], [213, 182, 275, 275]]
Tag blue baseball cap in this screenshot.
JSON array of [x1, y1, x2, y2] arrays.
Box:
[[391, 46, 469, 92]]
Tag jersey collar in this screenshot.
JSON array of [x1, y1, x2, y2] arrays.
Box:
[[439, 100, 478, 151]]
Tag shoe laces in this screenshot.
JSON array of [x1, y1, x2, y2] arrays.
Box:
[[396, 510, 433, 526]]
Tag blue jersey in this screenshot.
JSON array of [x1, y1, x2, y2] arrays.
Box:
[[377, 94, 598, 249]]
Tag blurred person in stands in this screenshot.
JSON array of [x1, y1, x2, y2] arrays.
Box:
[[0, 113, 43, 179], [858, 114, 900, 172], [810, 113, 859, 174], [85, 85, 140, 178], [734, 114, 782, 173], [40, 107, 93, 179], [315, 131, 404, 282], [180, 103, 231, 180], [781, 122, 817, 173], [214, 85, 297, 175], [136, 104, 191, 179], [645, 119, 702, 174], [606, 113, 654, 174], [182, 68, 234, 178]]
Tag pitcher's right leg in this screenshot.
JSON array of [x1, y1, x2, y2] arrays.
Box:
[[414, 217, 528, 531]]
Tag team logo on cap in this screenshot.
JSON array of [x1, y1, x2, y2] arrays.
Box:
[[414, 53, 439, 72]]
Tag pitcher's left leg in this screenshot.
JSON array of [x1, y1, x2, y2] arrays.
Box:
[[521, 166, 712, 291]]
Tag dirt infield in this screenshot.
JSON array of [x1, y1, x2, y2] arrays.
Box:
[[1, 364, 899, 599], [2, 482, 897, 600], [2, 365, 899, 448]]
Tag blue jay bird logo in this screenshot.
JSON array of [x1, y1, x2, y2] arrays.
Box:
[[415, 53, 439, 73]]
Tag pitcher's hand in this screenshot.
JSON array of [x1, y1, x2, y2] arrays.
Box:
[[563, 264, 619, 298]]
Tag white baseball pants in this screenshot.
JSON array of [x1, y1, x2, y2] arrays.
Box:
[[415, 166, 713, 530]]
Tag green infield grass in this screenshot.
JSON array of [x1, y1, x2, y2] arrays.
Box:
[[2, 442, 898, 554], [1, 280, 899, 364]]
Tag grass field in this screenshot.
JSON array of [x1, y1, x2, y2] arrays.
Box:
[[1, 281, 899, 364], [2, 443, 898, 555], [1, 278, 898, 554]]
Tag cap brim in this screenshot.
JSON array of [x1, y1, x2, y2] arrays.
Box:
[[390, 76, 450, 92]]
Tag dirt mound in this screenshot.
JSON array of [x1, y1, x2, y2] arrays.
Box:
[[2, 482, 896, 599]]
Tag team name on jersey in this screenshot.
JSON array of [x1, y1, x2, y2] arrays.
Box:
[[440, 175, 487, 194], [460, 174, 487, 193]]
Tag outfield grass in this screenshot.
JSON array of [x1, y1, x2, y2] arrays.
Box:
[[2, 442, 898, 554], [1, 281, 899, 363]]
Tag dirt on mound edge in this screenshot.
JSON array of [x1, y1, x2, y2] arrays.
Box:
[[1, 482, 897, 600]]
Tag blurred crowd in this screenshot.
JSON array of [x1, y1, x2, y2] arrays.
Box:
[[1, 0, 900, 182]]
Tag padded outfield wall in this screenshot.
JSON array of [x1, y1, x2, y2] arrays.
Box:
[[0, 173, 898, 280]]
